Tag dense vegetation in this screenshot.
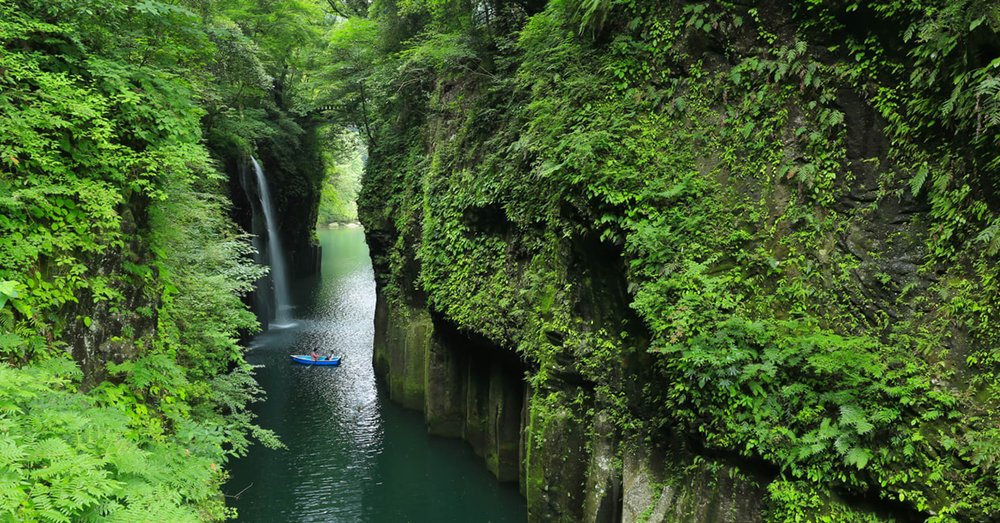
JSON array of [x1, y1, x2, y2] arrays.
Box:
[[3, 0, 999, 520], [340, 0, 1000, 520], [0, 0, 338, 519], [317, 132, 364, 225]]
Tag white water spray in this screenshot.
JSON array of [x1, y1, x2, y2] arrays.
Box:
[[250, 157, 293, 325]]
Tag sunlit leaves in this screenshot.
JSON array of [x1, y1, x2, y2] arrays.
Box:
[[0, 360, 218, 522], [0, 2, 290, 521]]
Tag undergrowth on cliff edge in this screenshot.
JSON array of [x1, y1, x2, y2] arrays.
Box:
[[347, 0, 1000, 520], [0, 0, 344, 519]]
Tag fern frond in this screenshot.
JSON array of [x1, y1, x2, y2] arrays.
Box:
[[0, 310, 13, 333], [975, 221, 1000, 256], [0, 435, 24, 466], [840, 405, 874, 435], [910, 163, 929, 196]]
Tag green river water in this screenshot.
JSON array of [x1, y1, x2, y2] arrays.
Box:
[[227, 226, 526, 522]]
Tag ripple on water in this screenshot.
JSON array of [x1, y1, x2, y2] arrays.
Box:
[[228, 227, 525, 523]]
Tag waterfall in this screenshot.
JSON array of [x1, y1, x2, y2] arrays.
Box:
[[249, 157, 293, 326]]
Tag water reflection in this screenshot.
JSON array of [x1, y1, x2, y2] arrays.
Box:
[[228, 227, 525, 523]]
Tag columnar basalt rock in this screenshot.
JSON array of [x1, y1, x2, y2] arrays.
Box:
[[424, 328, 465, 437], [358, 1, 1000, 520], [371, 290, 526, 484], [622, 442, 768, 523]]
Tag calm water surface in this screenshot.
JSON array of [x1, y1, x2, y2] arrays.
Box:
[[227, 227, 526, 522]]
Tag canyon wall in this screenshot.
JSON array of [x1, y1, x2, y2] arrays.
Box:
[[357, 1, 1000, 521]]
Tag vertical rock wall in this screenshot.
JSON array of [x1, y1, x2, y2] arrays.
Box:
[[621, 442, 768, 523], [372, 289, 525, 483], [356, 1, 1000, 520], [64, 200, 158, 388], [372, 286, 784, 522], [227, 155, 322, 329]]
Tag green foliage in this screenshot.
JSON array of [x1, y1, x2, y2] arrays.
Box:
[[657, 317, 958, 498], [0, 358, 226, 521], [0, 1, 309, 520], [792, 0, 1000, 258], [348, 0, 1000, 520], [0, 0, 208, 325], [150, 167, 265, 380], [0, 281, 45, 362], [562, 0, 617, 37], [766, 480, 884, 523], [316, 132, 364, 225]]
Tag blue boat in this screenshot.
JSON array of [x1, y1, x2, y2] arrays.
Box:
[[290, 355, 342, 366]]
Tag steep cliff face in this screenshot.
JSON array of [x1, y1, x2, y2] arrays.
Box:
[[228, 147, 324, 328], [372, 292, 525, 481], [253, 126, 325, 275], [62, 198, 160, 388], [227, 126, 326, 285], [358, 1, 999, 521], [0, 2, 323, 518]]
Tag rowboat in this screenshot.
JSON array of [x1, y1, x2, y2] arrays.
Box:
[[290, 355, 341, 366]]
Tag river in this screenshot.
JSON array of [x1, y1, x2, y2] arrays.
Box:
[[227, 226, 526, 522]]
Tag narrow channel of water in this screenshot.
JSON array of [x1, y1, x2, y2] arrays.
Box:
[[227, 227, 526, 522]]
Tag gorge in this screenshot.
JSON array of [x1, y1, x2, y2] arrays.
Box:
[[353, 1, 1000, 521], [0, 0, 998, 522]]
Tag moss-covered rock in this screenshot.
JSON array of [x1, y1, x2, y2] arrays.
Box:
[[356, 0, 1000, 521], [372, 289, 526, 483], [524, 389, 590, 522], [622, 441, 767, 523]]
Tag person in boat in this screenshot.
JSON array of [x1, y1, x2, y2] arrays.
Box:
[[325, 354, 335, 361], [310, 351, 320, 361]]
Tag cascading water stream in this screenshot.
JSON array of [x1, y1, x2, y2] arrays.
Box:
[[250, 157, 293, 326]]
